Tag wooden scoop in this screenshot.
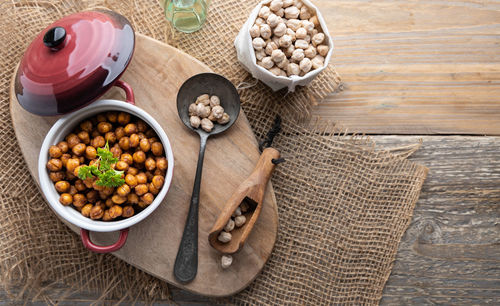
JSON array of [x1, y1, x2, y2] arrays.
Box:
[[208, 148, 280, 254]]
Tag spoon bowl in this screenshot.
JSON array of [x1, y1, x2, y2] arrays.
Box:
[[177, 73, 240, 136]]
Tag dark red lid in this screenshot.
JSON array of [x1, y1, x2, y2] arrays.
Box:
[[15, 10, 135, 116]]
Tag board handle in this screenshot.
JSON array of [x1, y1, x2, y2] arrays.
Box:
[[80, 228, 129, 253], [114, 80, 135, 105]]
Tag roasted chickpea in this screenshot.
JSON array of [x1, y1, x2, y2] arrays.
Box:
[[129, 134, 140, 147], [109, 205, 123, 218], [138, 201, 148, 209], [104, 131, 117, 144], [97, 201, 106, 210], [76, 156, 85, 164], [102, 209, 112, 221], [145, 157, 156, 171], [57, 141, 69, 153], [72, 143, 86, 156], [124, 123, 137, 135], [148, 137, 159, 145], [80, 120, 93, 132], [156, 157, 168, 171], [112, 194, 127, 204], [127, 167, 139, 175], [151, 142, 164, 156], [115, 161, 129, 172], [117, 112, 131, 125], [145, 129, 156, 138], [91, 130, 101, 138], [89, 159, 99, 167], [115, 126, 125, 139], [60, 154, 71, 167], [134, 162, 145, 170], [92, 181, 104, 191], [110, 145, 122, 158], [118, 137, 130, 150], [59, 193, 72, 206], [81, 204, 93, 217], [55, 181, 70, 193], [141, 193, 154, 205], [106, 112, 118, 123], [149, 182, 160, 195], [127, 193, 139, 204], [85, 146, 97, 160], [47, 159, 63, 171], [66, 134, 80, 149], [91, 136, 105, 148], [49, 145, 63, 158], [122, 206, 135, 218], [66, 158, 80, 173], [135, 120, 147, 132], [105, 198, 114, 208], [77, 131, 90, 144], [96, 114, 107, 122], [73, 165, 84, 178], [124, 174, 138, 188], [75, 180, 86, 191], [49, 171, 65, 182], [135, 184, 148, 196], [133, 151, 146, 163], [83, 177, 94, 189], [73, 194, 86, 208], [101, 187, 115, 197], [116, 184, 131, 197], [120, 153, 133, 165], [66, 170, 77, 181], [97, 122, 112, 134], [152, 175, 165, 189], [69, 186, 78, 195], [90, 205, 104, 219], [139, 139, 151, 152], [145, 171, 154, 182], [87, 190, 98, 203], [136, 172, 147, 184]]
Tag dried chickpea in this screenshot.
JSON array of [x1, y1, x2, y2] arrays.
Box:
[[75, 180, 86, 191], [116, 184, 131, 197], [66, 158, 80, 173], [136, 173, 148, 184], [145, 157, 156, 171], [122, 206, 135, 218], [127, 193, 139, 204], [115, 161, 129, 171], [106, 112, 118, 123], [151, 142, 163, 156], [118, 136, 130, 150], [149, 183, 160, 195], [80, 120, 92, 132], [72, 143, 86, 156], [87, 190, 98, 203], [85, 146, 97, 160], [66, 134, 80, 149], [141, 193, 154, 205], [152, 175, 165, 189], [104, 131, 117, 144], [90, 205, 104, 220], [47, 159, 63, 171], [117, 112, 131, 125], [102, 210, 112, 221], [97, 122, 112, 134], [109, 205, 123, 218], [49, 145, 63, 158], [91, 136, 105, 148], [55, 181, 70, 193], [112, 194, 127, 204], [81, 204, 93, 217], [59, 193, 72, 206], [49, 171, 65, 182], [73, 194, 86, 208], [139, 139, 151, 152], [129, 134, 140, 147], [125, 174, 138, 188], [124, 123, 137, 135], [135, 184, 148, 196], [110, 145, 122, 158], [115, 126, 125, 139], [127, 167, 139, 175], [133, 151, 146, 163]]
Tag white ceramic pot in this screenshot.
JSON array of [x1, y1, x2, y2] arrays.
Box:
[[38, 85, 174, 253]]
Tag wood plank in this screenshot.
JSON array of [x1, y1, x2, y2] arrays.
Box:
[[2, 135, 498, 304], [311, 0, 500, 135]]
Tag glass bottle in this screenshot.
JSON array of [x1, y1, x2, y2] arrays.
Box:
[[164, 0, 208, 33]]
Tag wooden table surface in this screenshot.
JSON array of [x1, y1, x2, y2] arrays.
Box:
[[5, 0, 500, 304]]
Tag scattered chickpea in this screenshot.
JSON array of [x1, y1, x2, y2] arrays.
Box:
[[221, 255, 233, 269]]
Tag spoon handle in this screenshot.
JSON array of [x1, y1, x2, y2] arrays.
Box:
[[174, 134, 208, 283]]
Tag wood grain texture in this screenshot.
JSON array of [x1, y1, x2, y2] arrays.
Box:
[[3, 136, 498, 304], [9, 34, 278, 297], [311, 0, 500, 135]]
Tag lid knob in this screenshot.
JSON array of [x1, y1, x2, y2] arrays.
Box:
[[43, 26, 66, 50]]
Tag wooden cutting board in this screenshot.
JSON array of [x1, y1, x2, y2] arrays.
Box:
[[9, 33, 278, 297]]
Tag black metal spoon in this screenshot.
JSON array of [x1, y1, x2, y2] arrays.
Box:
[[174, 73, 240, 283]]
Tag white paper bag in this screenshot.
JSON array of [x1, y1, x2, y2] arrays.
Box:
[[234, 0, 334, 92]]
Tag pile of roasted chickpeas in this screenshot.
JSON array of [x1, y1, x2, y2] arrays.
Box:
[[46, 112, 167, 221]]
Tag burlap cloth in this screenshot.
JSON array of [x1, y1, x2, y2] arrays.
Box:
[[0, 0, 428, 304]]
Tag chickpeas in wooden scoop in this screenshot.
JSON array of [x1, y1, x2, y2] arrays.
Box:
[[46, 112, 167, 221]]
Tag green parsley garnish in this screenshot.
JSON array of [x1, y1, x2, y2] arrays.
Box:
[[77, 142, 125, 187]]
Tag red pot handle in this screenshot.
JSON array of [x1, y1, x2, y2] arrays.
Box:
[[80, 228, 129, 253], [114, 80, 135, 105]]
